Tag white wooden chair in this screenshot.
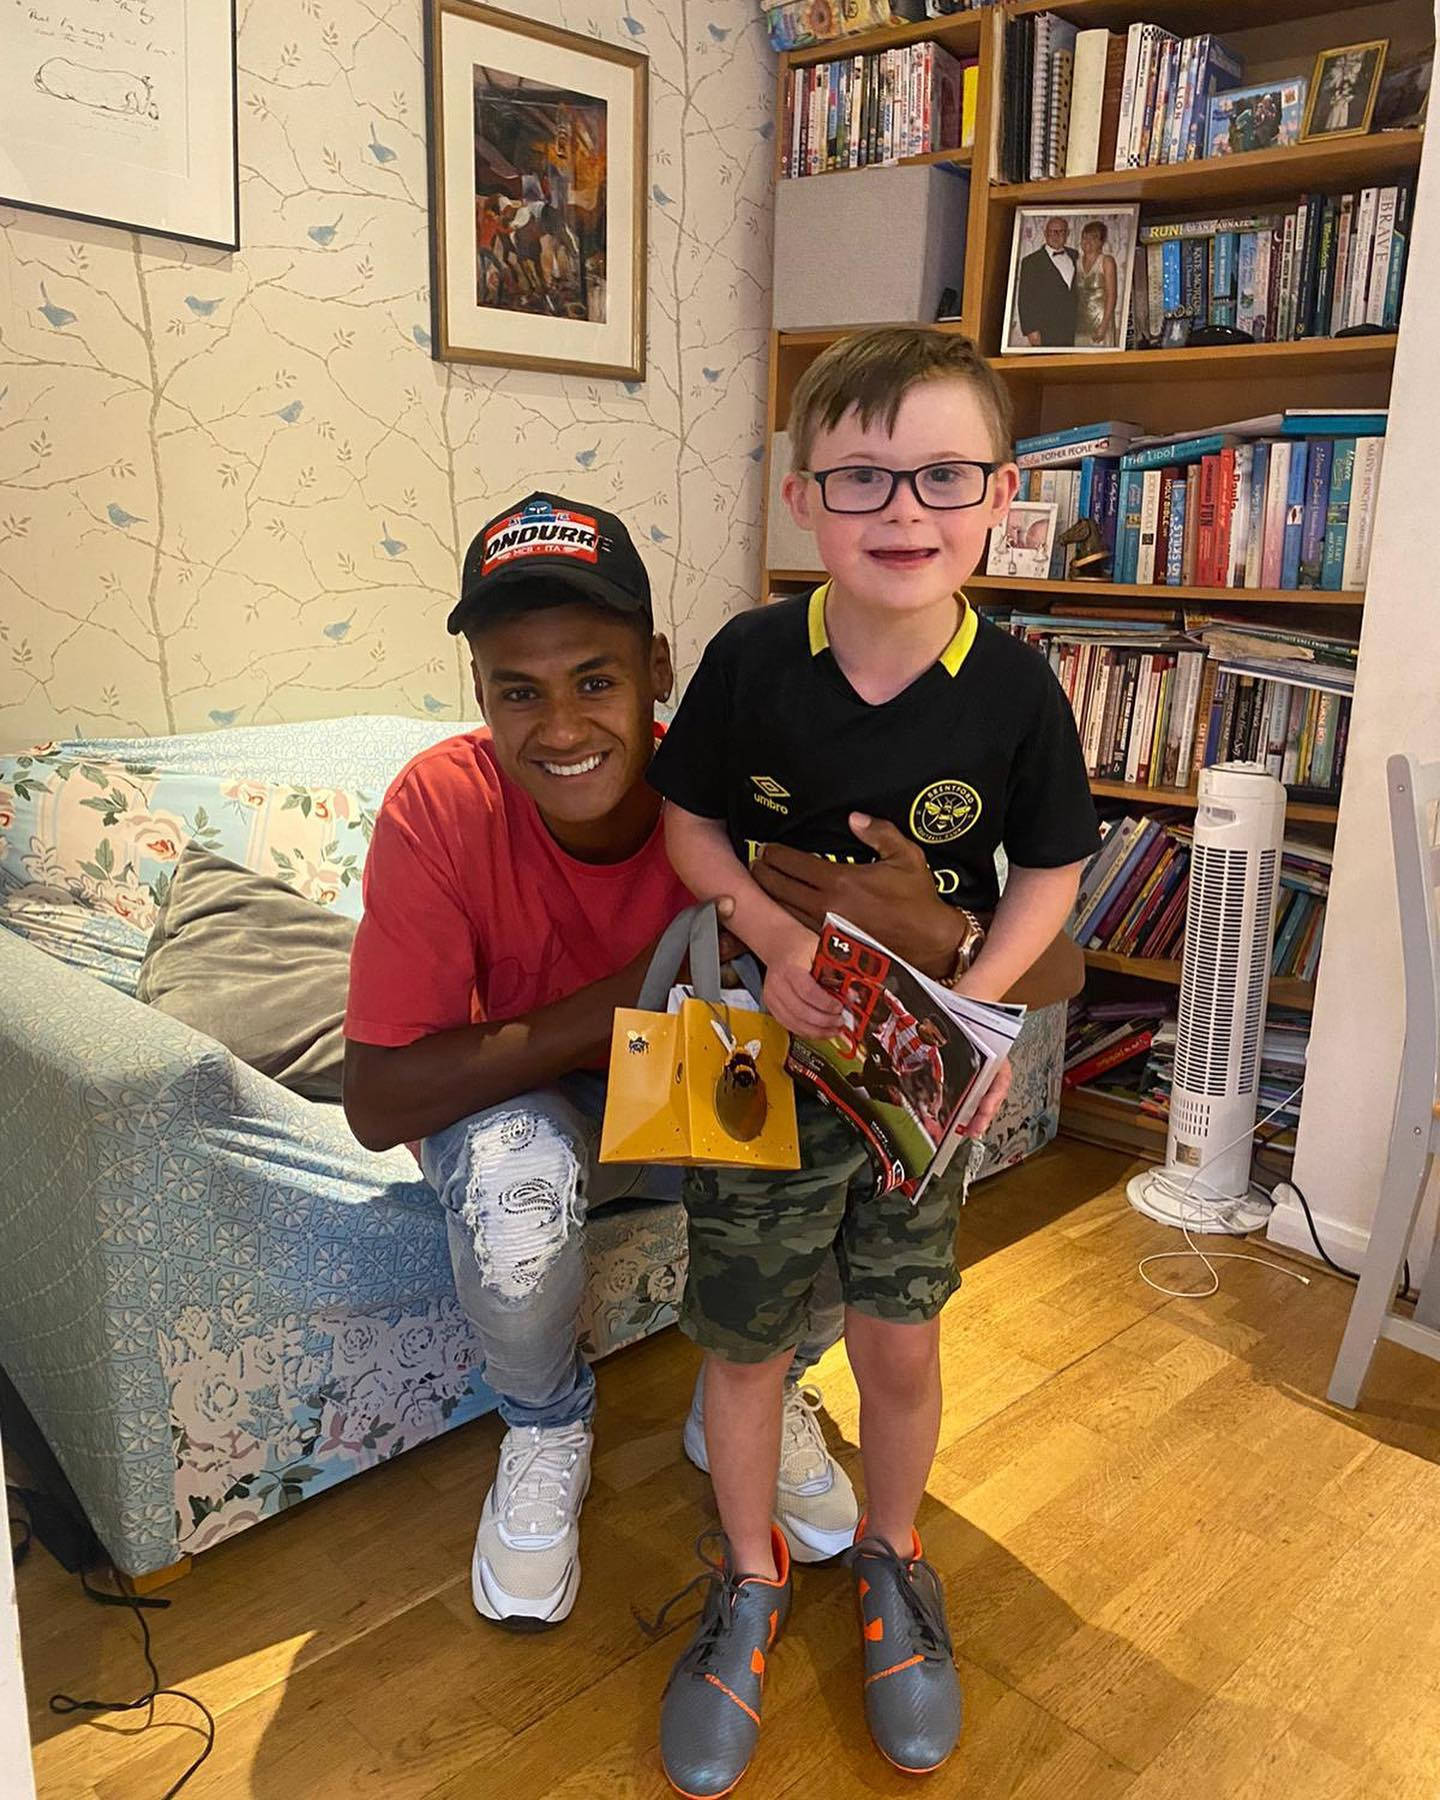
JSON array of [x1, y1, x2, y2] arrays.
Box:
[[1328, 752, 1440, 1408]]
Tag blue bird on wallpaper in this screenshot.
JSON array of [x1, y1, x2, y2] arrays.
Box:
[[209, 707, 241, 726], [368, 123, 397, 164], [749, 444, 766, 461], [379, 522, 406, 556], [323, 618, 353, 641], [649, 525, 670, 543], [707, 22, 730, 40], [38, 284, 76, 328], [275, 400, 304, 423], [702, 367, 722, 383], [308, 218, 342, 247], [184, 295, 223, 316], [757, 120, 775, 139], [622, 13, 645, 35], [623, 380, 642, 396], [412, 324, 432, 350], [652, 185, 673, 207], [574, 446, 598, 468], [422, 694, 450, 714], [106, 503, 143, 528]]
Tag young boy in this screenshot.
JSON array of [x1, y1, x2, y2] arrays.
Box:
[[646, 327, 1100, 1794]]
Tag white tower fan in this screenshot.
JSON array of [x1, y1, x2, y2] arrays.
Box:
[[1127, 762, 1286, 1234]]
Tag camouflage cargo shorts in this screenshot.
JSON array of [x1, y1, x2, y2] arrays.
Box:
[[679, 1092, 982, 1363]]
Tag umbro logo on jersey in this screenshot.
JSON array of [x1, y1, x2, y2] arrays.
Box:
[[750, 775, 790, 814]]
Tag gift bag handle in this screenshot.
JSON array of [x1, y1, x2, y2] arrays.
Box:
[[636, 903, 765, 1012]]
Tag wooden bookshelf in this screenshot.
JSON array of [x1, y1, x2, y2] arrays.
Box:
[[1082, 948, 1316, 1011], [1087, 778, 1339, 822], [991, 129, 1423, 206], [760, 0, 1428, 1157]]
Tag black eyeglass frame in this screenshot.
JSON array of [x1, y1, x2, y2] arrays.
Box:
[[800, 460, 999, 514]]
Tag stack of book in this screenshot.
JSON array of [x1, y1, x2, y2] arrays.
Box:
[[1191, 616, 1357, 799], [1258, 1007, 1310, 1139], [1132, 192, 1414, 346], [1072, 813, 1192, 957], [1272, 839, 1331, 981], [1000, 17, 1244, 180], [780, 41, 978, 178], [1063, 997, 1176, 1111], [1112, 413, 1387, 592]]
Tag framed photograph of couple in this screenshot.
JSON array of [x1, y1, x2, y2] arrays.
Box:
[[1001, 205, 1140, 355], [424, 0, 648, 380]]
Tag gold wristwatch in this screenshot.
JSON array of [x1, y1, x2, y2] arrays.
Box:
[[941, 909, 986, 988]]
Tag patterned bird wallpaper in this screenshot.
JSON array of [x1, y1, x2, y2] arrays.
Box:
[[0, 0, 776, 744]]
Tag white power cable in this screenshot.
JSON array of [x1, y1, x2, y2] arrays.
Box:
[[1136, 1080, 1313, 1298]]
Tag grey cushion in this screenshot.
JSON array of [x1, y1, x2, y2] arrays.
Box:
[[137, 845, 354, 1099]]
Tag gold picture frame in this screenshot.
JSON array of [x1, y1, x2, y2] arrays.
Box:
[[1300, 39, 1389, 142], [424, 0, 648, 380]]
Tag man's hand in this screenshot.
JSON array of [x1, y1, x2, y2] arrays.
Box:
[[751, 812, 961, 979], [961, 1056, 1011, 1139]]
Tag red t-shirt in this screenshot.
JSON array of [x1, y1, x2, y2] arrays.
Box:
[[345, 727, 691, 1049]]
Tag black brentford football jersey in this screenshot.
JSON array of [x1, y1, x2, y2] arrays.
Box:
[[648, 586, 1100, 913]]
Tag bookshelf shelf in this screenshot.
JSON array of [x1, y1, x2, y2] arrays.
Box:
[[993, 335, 1399, 385], [783, 147, 972, 182], [784, 12, 983, 68], [967, 575, 1364, 606], [1010, 0, 1370, 26], [991, 129, 1424, 207], [1088, 779, 1339, 823], [777, 318, 976, 352], [1084, 948, 1317, 1010]]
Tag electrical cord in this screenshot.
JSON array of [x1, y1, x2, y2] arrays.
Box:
[[1250, 1161, 1417, 1304], [1136, 1081, 1314, 1298], [8, 1485, 216, 1797]]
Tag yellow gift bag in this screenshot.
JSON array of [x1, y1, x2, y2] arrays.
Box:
[[599, 903, 800, 1171]]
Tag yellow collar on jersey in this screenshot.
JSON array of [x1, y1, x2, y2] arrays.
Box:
[[806, 581, 978, 677]]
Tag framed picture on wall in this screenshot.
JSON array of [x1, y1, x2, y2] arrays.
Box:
[[0, 0, 238, 250], [424, 0, 648, 380], [986, 500, 1058, 581], [1002, 205, 1140, 355]]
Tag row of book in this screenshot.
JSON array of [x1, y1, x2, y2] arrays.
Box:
[[765, 1, 995, 55], [1000, 612, 1357, 799], [1130, 191, 1414, 346], [780, 41, 977, 178], [1072, 812, 1192, 961], [1074, 812, 1332, 976], [1006, 410, 1388, 592], [1000, 15, 1244, 182]]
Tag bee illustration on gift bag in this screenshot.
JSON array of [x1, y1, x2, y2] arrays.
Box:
[[627, 1030, 649, 1055], [709, 1017, 767, 1141]]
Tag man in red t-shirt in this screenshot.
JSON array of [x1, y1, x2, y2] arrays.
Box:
[[343, 494, 855, 1632]]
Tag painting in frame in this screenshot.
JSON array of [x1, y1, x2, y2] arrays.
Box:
[[0, 0, 238, 250], [425, 0, 648, 381]]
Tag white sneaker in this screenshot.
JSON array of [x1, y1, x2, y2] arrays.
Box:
[[471, 1419, 592, 1630], [684, 1379, 859, 1563]]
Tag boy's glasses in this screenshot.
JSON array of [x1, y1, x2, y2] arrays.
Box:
[[804, 460, 997, 514]]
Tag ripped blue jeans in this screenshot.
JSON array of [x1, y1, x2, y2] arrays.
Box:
[[422, 1073, 845, 1430]]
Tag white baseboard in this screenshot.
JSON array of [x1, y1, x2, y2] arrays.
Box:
[[1265, 1193, 1372, 1272]]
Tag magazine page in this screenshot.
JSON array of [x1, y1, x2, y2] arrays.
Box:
[[784, 914, 1021, 1201]]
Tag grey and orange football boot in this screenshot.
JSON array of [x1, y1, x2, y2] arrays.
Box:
[[848, 1526, 962, 1775], [655, 1527, 792, 1798]]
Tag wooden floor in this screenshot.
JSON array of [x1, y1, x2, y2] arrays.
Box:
[[18, 1138, 1440, 1800]]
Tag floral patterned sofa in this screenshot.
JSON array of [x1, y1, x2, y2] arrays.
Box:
[[0, 717, 1064, 1578]]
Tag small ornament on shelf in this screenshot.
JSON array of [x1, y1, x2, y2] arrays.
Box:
[[1058, 517, 1112, 580]]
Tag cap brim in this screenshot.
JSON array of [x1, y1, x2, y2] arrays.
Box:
[[446, 562, 650, 635]]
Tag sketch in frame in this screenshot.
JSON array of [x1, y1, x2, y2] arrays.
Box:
[[425, 0, 647, 380], [0, 0, 238, 249], [1002, 205, 1140, 355], [1301, 40, 1388, 142], [986, 499, 1058, 581]]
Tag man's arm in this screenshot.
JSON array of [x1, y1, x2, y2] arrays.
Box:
[[952, 862, 1086, 1004], [343, 947, 655, 1153]]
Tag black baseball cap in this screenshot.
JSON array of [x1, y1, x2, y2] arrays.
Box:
[[446, 491, 652, 635]]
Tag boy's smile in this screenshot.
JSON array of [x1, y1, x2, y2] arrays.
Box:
[[782, 380, 1018, 620]]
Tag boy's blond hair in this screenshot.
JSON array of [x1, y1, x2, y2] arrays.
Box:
[[787, 327, 1013, 470]]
